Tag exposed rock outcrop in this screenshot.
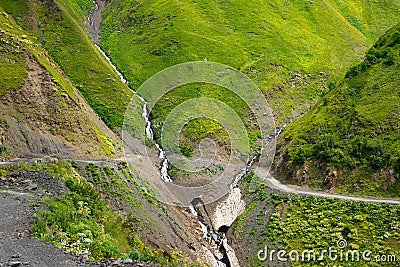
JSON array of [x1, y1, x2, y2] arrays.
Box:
[[210, 188, 245, 232]]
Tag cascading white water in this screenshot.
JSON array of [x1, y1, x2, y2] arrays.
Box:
[[189, 203, 210, 240], [92, 27, 172, 182], [95, 44, 127, 84], [87, 1, 99, 28], [189, 202, 227, 267], [93, 0, 99, 11], [230, 153, 258, 188], [230, 122, 290, 188]]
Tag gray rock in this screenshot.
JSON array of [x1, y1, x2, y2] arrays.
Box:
[[26, 183, 38, 190], [8, 262, 21, 267]]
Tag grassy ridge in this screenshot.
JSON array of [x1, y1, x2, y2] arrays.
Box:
[[328, 0, 400, 40], [99, 0, 400, 156], [275, 23, 400, 197], [100, 0, 374, 83], [38, 0, 134, 129], [99, 0, 400, 88]]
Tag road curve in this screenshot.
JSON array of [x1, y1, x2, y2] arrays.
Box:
[[266, 175, 400, 205], [1, 157, 399, 204]]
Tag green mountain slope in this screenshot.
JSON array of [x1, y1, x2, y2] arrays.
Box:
[[0, 8, 120, 158], [274, 23, 400, 197], [95, 0, 400, 164], [0, 7, 204, 265], [100, 0, 400, 123]]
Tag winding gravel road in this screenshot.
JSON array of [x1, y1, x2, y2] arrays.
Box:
[[265, 175, 400, 204], [1, 157, 399, 204]]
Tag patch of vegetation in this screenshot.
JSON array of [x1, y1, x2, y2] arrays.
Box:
[[277, 23, 400, 197], [31, 162, 131, 259], [100, 0, 399, 87], [0, 0, 30, 30], [151, 83, 258, 154], [64, 0, 93, 21], [328, 0, 400, 40], [0, 28, 27, 96], [233, 184, 400, 266], [264, 196, 400, 266], [35, 0, 134, 129]]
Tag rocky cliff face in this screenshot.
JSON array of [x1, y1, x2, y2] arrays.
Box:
[[210, 188, 245, 232]]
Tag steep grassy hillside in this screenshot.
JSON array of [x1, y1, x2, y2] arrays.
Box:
[[3, 0, 400, 160], [0, 0, 135, 130], [274, 23, 400, 197], [0, 8, 120, 159], [100, 0, 400, 119], [97, 0, 400, 164]]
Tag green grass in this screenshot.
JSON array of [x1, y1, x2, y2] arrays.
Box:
[[264, 196, 400, 267], [63, 0, 93, 21], [0, 22, 27, 96], [98, 0, 400, 159], [29, 162, 132, 259], [231, 179, 400, 266], [0, 0, 30, 30], [99, 0, 400, 92], [276, 23, 400, 197], [37, 0, 133, 129], [100, 0, 386, 84], [151, 83, 259, 156], [328, 0, 400, 40]]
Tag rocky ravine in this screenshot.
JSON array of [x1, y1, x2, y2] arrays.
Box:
[[86, 2, 249, 266]]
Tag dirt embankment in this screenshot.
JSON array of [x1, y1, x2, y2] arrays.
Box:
[[0, 53, 122, 160]]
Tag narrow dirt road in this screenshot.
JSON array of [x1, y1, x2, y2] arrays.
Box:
[[2, 158, 400, 205], [266, 175, 400, 204]]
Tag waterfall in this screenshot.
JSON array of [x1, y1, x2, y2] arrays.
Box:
[[91, 21, 172, 183]]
